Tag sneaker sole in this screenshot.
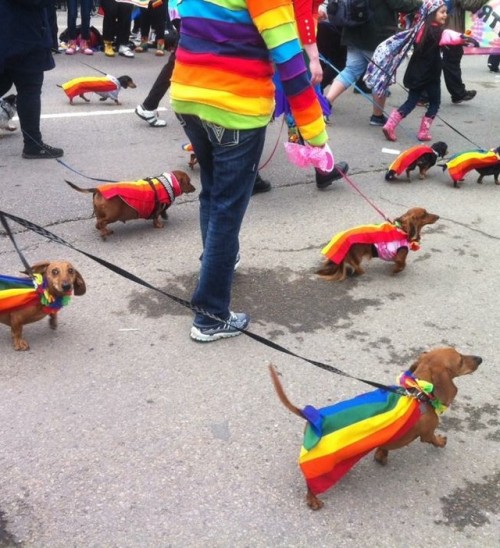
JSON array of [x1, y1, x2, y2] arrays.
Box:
[[190, 326, 244, 342]]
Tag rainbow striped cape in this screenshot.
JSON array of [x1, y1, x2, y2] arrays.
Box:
[[299, 385, 423, 495], [61, 75, 120, 101], [321, 222, 408, 264], [0, 273, 71, 314], [98, 173, 181, 219], [446, 149, 500, 183], [386, 145, 434, 177]]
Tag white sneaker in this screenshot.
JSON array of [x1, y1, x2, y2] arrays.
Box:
[[118, 45, 134, 58], [135, 104, 167, 127]]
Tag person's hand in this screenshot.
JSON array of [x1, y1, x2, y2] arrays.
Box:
[[461, 34, 480, 47], [309, 58, 323, 86]]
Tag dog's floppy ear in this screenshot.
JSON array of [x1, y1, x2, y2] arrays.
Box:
[[430, 365, 458, 407], [23, 261, 51, 275], [395, 215, 419, 241], [73, 270, 86, 296]]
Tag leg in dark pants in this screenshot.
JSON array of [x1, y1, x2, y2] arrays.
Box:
[[142, 51, 176, 111], [442, 45, 475, 103]]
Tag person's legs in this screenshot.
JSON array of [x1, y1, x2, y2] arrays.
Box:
[[117, 2, 133, 51], [325, 46, 369, 104], [79, 0, 93, 40], [442, 45, 475, 102], [177, 114, 266, 328], [143, 53, 175, 110], [9, 69, 63, 158]]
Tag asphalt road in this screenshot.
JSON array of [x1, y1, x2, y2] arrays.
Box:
[[0, 15, 499, 548]]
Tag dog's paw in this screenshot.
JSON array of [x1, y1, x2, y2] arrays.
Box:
[[14, 339, 30, 351], [374, 448, 388, 465], [306, 493, 324, 511], [434, 434, 447, 448]]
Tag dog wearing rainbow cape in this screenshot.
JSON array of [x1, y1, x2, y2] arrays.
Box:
[[269, 347, 482, 510], [59, 74, 136, 105], [385, 142, 448, 181], [444, 146, 500, 187], [0, 261, 86, 351], [317, 208, 439, 281]]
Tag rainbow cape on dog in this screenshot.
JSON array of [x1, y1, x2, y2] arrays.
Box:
[[386, 145, 434, 178], [299, 372, 443, 495], [97, 173, 181, 219], [446, 149, 500, 183], [321, 222, 417, 264], [61, 75, 120, 101], [0, 274, 71, 314]]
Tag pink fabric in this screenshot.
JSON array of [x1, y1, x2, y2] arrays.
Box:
[[374, 238, 410, 261], [284, 142, 334, 172]]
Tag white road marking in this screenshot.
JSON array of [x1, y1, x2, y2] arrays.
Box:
[[381, 147, 401, 155], [37, 107, 168, 120]]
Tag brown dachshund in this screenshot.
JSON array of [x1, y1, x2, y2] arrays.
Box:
[[317, 207, 439, 281], [65, 170, 195, 239], [269, 347, 482, 510], [0, 261, 86, 351]]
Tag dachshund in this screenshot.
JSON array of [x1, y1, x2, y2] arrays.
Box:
[[385, 142, 448, 181], [317, 208, 439, 281], [269, 347, 482, 510], [476, 146, 500, 185], [0, 94, 17, 131], [59, 75, 136, 105], [0, 261, 86, 351], [65, 170, 195, 239]]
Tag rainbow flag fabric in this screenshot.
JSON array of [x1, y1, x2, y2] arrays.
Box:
[[386, 145, 434, 177], [446, 149, 500, 183], [299, 387, 423, 495], [321, 222, 408, 264], [61, 76, 119, 101]]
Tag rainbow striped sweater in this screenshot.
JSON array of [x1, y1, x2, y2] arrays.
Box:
[[170, 0, 327, 146]]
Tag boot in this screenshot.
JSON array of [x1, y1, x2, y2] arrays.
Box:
[[80, 39, 93, 55], [65, 40, 77, 55], [135, 37, 149, 53], [417, 116, 433, 141], [155, 38, 165, 56], [104, 40, 115, 57], [382, 109, 403, 142]]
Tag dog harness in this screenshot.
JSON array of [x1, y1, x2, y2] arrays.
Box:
[[386, 145, 435, 178], [0, 273, 71, 314], [61, 75, 121, 101], [321, 222, 419, 265], [446, 149, 500, 183], [299, 371, 445, 495], [97, 172, 182, 219]]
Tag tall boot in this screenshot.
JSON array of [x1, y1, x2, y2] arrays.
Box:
[[417, 116, 434, 141], [104, 40, 115, 57], [382, 109, 403, 142]]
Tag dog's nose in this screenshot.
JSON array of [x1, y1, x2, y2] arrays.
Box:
[[62, 282, 72, 292], [473, 356, 483, 366]]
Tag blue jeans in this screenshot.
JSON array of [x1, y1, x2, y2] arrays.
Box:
[[398, 81, 441, 119], [176, 114, 266, 326], [336, 46, 373, 89]]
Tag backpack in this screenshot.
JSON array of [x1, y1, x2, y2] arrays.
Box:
[[327, 0, 373, 28]]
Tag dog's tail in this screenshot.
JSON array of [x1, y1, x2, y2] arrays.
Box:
[[64, 179, 96, 194], [316, 260, 348, 282], [56, 84, 63, 88], [268, 365, 305, 419]]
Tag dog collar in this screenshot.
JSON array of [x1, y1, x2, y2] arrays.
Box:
[[398, 371, 447, 414], [33, 273, 72, 314], [392, 221, 421, 251]]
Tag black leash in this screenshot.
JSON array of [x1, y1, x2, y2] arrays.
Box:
[[0, 209, 416, 398]]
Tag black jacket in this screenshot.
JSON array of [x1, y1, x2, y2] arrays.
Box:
[[403, 24, 444, 89], [0, 0, 55, 73], [342, 0, 423, 51]]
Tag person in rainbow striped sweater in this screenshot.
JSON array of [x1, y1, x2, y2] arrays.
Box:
[[170, 0, 347, 342]]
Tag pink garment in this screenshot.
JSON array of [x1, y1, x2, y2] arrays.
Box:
[[374, 238, 410, 261], [284, 142, 334, 172]]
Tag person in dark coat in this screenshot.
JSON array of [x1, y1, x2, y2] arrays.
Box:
[[324, 0, 422, 126], [0, 0, 64, 158]]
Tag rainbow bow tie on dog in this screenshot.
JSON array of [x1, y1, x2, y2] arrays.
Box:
[[0, 273, 71, 314], [298, 371, 443, 496]]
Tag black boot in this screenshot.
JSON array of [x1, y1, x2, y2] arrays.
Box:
[[315, 161, 349, 189], [252, 173, 271, 195]]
